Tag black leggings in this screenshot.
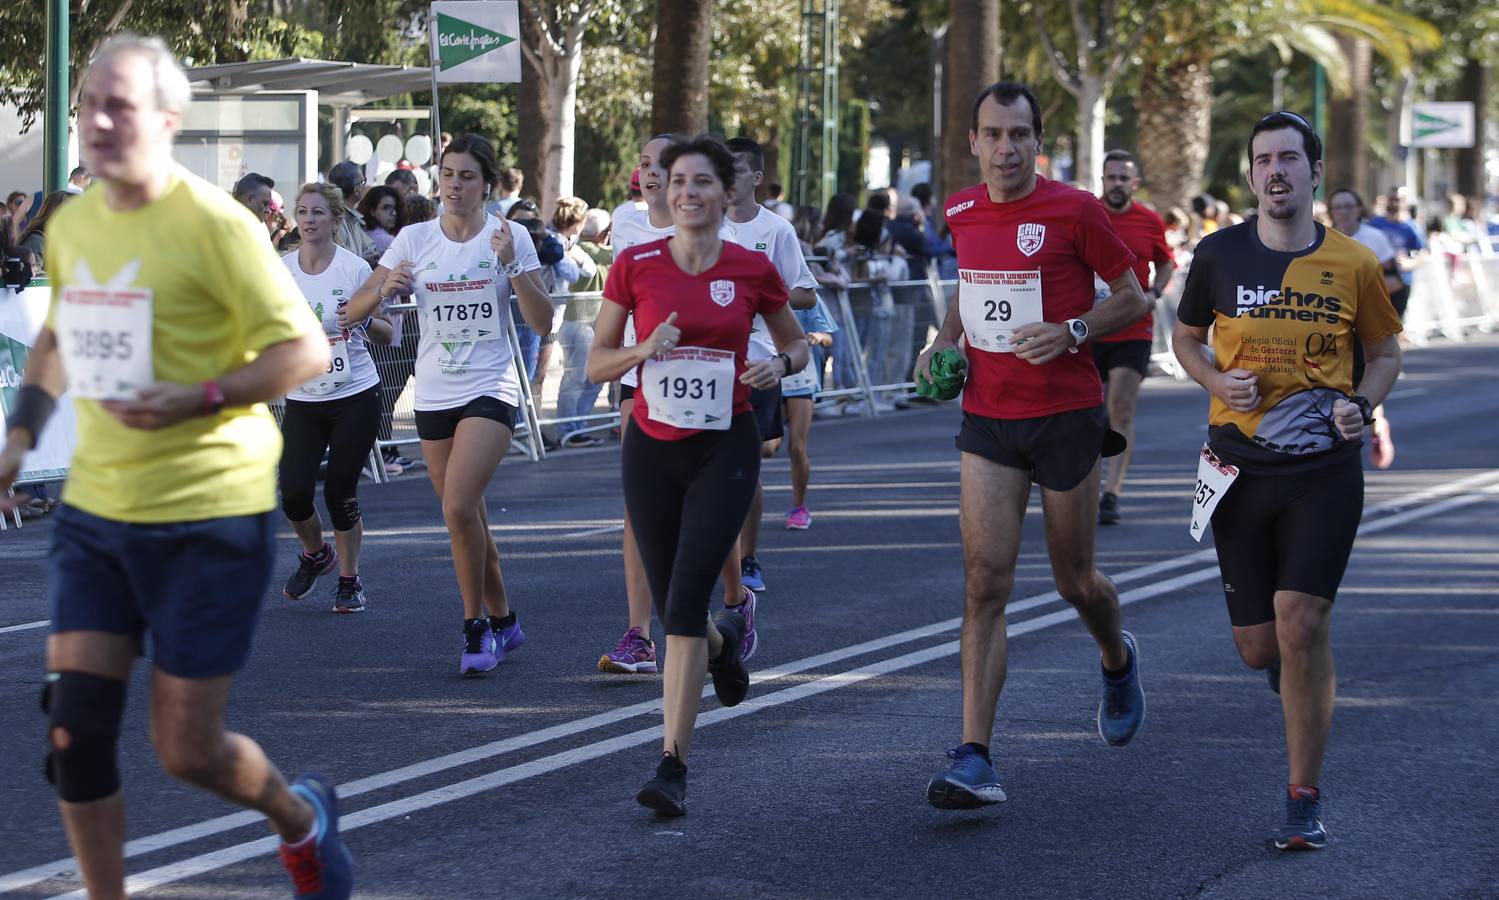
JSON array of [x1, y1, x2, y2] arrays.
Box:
[[621, 413, 761, 637], [279, 385, 382, 533]]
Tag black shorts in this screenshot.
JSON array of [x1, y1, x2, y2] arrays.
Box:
[[751, 385, 784, 441], [48, 505, 275, 678], [1091, 340, 1152, 380], [620, 383, 636, 401], [956, 406, 1124, 492], [1209, 451, 1363, 627], [1390, 285, 1410, 319], [415, 395, 518, 441]]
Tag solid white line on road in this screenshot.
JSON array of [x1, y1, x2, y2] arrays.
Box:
[[0, 619, 49, 635], [32, 478, 1499, 899], [560, 523, 625, 538], [1384, 388, 1428, 400]]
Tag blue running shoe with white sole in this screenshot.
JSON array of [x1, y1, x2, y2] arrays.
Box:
[[1276, 789, 1328, 850], [926, 745, 1006, 809], [1098, 630, 1145, 746], [740, 555, 766, 592], [489, 614, 525, 661], [460, 619, 497, 675], [279, 774, 353, 899]]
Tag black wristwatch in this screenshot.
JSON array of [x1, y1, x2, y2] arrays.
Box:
[[1350, 394, 1375, 425], [775, 352, 793, 376]]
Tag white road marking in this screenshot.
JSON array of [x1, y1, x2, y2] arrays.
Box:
[[0, 619, 49, 635], [15, 475, 1497, 897]]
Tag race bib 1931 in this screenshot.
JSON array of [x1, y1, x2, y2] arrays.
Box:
[[642, 346, 735, 431], [1189, 443, 1240, 542], [959, 269, 1042, 353], [426, 279, 502, 342], [55, 286, 154, 400]]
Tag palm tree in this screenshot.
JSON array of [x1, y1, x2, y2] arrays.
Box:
[[652, 0, 715, 135], [940, 0, 999, 199], [1135, 0, 1438, 214]]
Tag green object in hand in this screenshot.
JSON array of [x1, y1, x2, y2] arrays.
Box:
[[917, 348, 967, 400]]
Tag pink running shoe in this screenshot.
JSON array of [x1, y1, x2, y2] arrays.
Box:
[[598, 626, 658, 674], [785, 505, 811, 530]]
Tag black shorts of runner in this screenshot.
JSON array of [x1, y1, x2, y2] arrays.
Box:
[[621, 412, 761, 637], [48, 505, 275, 678], [620, 383, 636, 402], [751, 385, 784, 441], [414, 395, 518, 441], [1091, 339, 1152, 381], [1390, 285, 1410, 319], [956, 405, 1124, 492], [1208, 450, 1363, 627]]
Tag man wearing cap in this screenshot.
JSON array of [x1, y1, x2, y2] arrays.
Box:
[[914, 81, 1151, 810]]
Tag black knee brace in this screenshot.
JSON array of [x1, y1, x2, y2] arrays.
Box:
[[327, 492, 362, 533], [41, 671, 127, 803]]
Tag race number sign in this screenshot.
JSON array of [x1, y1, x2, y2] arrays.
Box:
[[425, 278, 502, 342], [641, 347, 734, 431], [54, 286, 154, 400], [1189, 443, 1239, 542], [959, 269, 1042, 353], [299, 336, 351, 397]]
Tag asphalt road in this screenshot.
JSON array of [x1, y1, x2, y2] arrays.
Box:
[[2, 336, 1496, 899]]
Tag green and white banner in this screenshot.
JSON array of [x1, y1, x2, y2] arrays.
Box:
[[430, 1, 521, 84]]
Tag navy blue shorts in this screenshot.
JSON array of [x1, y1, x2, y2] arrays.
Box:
[[48, 505, 276, 678]]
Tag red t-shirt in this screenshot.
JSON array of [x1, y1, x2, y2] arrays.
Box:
[[944, 176, 1135, 419], [1096, 201, 1174, 344], [604, 237, 789, 441]]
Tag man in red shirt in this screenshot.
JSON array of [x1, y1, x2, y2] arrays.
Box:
[[915, 82, 1151, 810], [1095, 149, 1176, 524]]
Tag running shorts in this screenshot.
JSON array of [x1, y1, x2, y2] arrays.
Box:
[[1091, 339, 1152, 380], [1208, 450, 1363, 627], [48, 505, 275, 678], [956, 405, 1124, 492], [415, 395, 518, 441], [751, 385, 784, 442]]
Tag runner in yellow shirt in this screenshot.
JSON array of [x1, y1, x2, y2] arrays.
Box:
[[0, 34, 353, 899]]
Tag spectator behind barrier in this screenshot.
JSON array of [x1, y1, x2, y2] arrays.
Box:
[[358, 186, 406, 257], [16, 190, 73, 269], [7, 191, 29, 243], [385, 167, 420, 199], [328, 160, 380, 264], [405, 194, 437, 225]]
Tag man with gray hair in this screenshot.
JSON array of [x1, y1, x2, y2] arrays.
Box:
[[0, 33, 354, 899], [327, 159, 378, 264]]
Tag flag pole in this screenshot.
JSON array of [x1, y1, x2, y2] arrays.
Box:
[[428, 14, 443, 168]]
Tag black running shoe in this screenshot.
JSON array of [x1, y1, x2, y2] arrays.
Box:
[[636, 752, 688, 816], [332, 577, 366, 614], [285, 544, 338, 600], [1098, 491, 1121, 525], [707, 615, 750, 707]]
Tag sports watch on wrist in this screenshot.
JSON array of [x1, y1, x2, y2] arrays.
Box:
[[501, 258, 525, 278], [1064, 317, 1089, 346], [776, 352, 793, 377], [1350, 394, 1375, 425]]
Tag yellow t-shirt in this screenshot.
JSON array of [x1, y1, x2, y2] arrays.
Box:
[[44, 166, 319, 523]]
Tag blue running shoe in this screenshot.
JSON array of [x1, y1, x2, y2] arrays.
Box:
[[489, 614, 525, 661], [1098, 630, 1146, 746], [1276, 788, 1328, 851], [740, 556, 766, 592], [460, 619, 498, 675], [926, 745, 1006, 809], [278, 774, 353, 899]]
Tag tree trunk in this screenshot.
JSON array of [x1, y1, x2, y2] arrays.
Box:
[[1074, 75, 1106, 192], [539, 31, 583, 215], [651, 0, 714, 135], [1454, 57, 1489, 201], [517, 16, 551, 207], [1326, 35, 1370, 198], [1134, 48, 1212, 214], [941, 0, 999, 200]]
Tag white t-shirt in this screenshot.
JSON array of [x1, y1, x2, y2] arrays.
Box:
[[1351, 222, 1397, 264], [380, 216, 541, 410], [283, 245, 381, 403], [724, 207, 818, 360]]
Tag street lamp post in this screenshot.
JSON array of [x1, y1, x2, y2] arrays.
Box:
[[44, 0, 70, 194]]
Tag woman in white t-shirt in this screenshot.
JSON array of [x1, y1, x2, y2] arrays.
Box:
[[347, 133, 553, 674], [278, 182, 393, 614]]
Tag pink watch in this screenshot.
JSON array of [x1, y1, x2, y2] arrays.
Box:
[[200, 381, 225, 416]]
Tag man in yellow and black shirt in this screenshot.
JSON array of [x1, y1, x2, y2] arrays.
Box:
[[1174, 111, 1402, 853]]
